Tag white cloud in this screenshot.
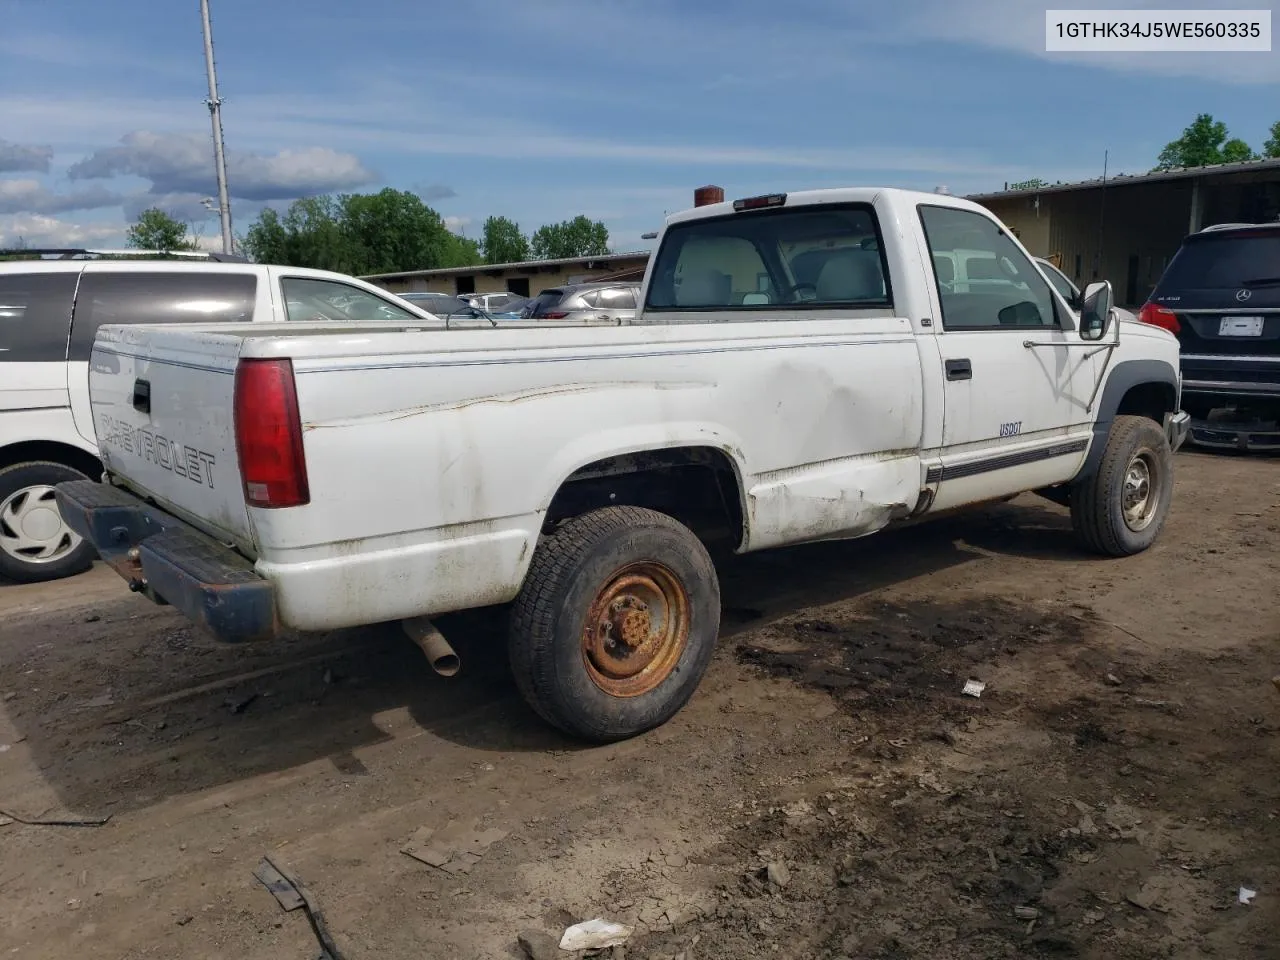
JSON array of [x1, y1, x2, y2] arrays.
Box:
[[443, 215, 472, 233], [190, 231, 226, 253], [0, 178, 121, 215], [0, 88, 1021, 184], [0, 138, 54, 174], [120, 191, 220, 224], [69, 131, 377, 201], [0, 213, 120, 248]]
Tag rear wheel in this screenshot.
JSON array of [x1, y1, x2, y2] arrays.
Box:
[[1070, 416, 1173, 557], [0, 461, 97, 583], [508, 506, 721, 742]]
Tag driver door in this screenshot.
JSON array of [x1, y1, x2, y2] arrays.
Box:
[[917, 204, 1097, 509]]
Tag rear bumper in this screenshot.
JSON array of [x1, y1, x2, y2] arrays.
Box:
[[1183, 379, 1280, 399], [1181, 355, 1280, 400], [54, 480, 277, 642], [1188, 420, 1280, 452]]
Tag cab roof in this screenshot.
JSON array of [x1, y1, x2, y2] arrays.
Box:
[[663, 186, 991, 227]]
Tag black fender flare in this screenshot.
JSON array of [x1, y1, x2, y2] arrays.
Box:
[[1075, 358, 1179, 483]]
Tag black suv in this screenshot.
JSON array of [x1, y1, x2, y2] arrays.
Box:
[[1140, 222, 1280, 451]]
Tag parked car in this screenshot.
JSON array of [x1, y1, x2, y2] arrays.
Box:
[[399, 291, 511, 323], [458, 292, 529, 315], [523, 282, 641, 322], [1034, 257, 1139, 325], [0, 251, 434, 583], [1137, 222, 1280, 451], [57, 187, 1186, 744], [488, 296, 531, 319], [397, 291, 473, 314]]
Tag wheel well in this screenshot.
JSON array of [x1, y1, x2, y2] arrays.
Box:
[[0, 440, 102, 480], [1116, 382, 1175, 424], [545, 447, 745, 551]]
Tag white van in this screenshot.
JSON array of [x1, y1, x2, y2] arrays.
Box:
[[0, 251, 435, 583]]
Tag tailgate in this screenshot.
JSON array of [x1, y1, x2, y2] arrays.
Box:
[[90, 323, 254, 551]]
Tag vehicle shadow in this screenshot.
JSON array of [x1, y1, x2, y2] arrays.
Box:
[[0, 497, 1085, 817]]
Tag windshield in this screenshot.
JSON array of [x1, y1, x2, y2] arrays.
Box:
[[1037, 260, 1077, 303], [1158, 233, 1280, 291]]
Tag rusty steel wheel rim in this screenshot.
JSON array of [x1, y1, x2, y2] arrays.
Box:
[[582, 561, 690, 698]]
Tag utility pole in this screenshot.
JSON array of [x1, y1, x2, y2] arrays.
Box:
[[200, 0, 233, 254], [1094, 149, 1108, 280]]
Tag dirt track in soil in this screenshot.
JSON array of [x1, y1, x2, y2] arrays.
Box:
[[1, 450, 1278, 960]]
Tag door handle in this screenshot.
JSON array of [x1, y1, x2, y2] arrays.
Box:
[[945, 359, 972, 381], [132, 378, 151, 414]]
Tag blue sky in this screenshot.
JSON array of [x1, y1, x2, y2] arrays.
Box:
[[0, 0, 1276, 256]]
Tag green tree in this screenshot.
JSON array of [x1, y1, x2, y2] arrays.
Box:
[[530, 215, 610, 260], [241, 188, 481, 273], [482, 215, 529, 264], [1263, 120, 1280, 159], [1155, 113, 1256, 170], [126, 208, 197, 252]]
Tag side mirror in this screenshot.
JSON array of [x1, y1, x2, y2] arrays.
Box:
[[1079, 280, 1113, 341]]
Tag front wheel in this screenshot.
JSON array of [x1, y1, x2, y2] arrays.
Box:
[[1070, 415, 1174, 557], [508, 506, 721, 742], [0, 461, 97, 583]]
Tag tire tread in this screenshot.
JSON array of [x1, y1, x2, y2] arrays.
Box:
[[509, 505, 716, 739], [1071, 415, 1171, 557]]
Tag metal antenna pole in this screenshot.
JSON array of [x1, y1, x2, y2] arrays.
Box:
[[200, 0, 233, 254]]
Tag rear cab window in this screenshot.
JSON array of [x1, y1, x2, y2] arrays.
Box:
[[0, 271, 79, 363], [70, 271, 257, 361], [644, 203, 892, 315]]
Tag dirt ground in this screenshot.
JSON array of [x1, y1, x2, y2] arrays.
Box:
[[1, 450, 1278, 960]]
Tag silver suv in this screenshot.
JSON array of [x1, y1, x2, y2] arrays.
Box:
[[523, 282, 641, 322]]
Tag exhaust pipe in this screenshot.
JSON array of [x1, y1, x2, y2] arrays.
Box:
[[401, 616, 460, 677]]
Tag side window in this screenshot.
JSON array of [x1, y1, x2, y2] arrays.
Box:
[[578, 291, 601, 308], [919, 205, 1056, 330], [281, 277, 417, 322], [645, 204, 891, 314], [1039, 262, 1078, 305], [0, 272, 78, 363], [599, 287, 637, 309], [70, 271, 256, 361]]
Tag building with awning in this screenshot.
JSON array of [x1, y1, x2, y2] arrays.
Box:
[[968, 157, 1280, 307]]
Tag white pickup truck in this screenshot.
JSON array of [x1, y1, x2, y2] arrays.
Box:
[[56, 187, 1189, 742]]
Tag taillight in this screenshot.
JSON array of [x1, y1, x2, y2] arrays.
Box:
[[539, 311, 569, 319], [1138, 302, 1180, 334], [233, 358, 310, 508]]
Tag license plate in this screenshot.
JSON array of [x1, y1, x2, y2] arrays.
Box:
[[1219, 316, 1264, 336]]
